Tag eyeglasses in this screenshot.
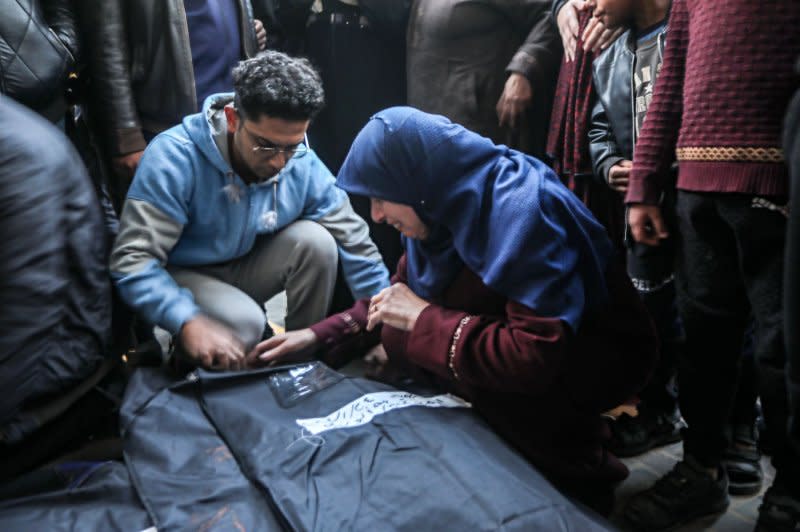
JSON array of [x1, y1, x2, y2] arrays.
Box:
[[242, 125, 310, 160]]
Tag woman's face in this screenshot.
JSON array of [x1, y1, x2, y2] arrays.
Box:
[[370, 198, 430, 240]]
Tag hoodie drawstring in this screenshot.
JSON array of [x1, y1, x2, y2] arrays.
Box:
[[261, 180, 279, 231]]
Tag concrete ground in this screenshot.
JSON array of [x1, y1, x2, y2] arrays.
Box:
[[266, 293, 771, 531]]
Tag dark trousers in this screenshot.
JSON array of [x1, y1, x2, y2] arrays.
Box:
[[675, 190, 798, 490], [784, 86, 800, 459], [634, 281, 681, 413], [627, 192, 681, 415], [304, 3, 405, 276]]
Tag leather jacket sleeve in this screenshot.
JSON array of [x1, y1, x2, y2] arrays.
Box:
[[42, 0, 80, 64], [506, 1, 562, 86], [75, 0, 146, 156], [552, 0, 567, 18], [240, 0, 259, 57], [588, 98, 625, 184]]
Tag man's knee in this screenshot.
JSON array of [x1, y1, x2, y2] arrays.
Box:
[[287, 220, 338, 270], [169, 268, 266, 348], [221, 298, 267, 349]]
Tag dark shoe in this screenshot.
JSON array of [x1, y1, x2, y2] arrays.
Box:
[[623, 456, 730, 531], [608, 407, 683, 458], [722, 423, 763, 496], [755, 484, 800, 532]]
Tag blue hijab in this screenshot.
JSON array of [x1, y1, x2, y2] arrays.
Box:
[[337, 107, 613, 331]]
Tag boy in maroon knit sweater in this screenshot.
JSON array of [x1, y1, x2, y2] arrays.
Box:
[[623, 0, 800, 530]]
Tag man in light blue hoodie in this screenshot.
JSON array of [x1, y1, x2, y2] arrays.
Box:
[[110, 51, 390, 371]]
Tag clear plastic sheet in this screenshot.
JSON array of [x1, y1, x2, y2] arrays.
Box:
[[267, 362, 343, 408]]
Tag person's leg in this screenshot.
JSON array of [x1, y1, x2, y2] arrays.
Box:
[[636, 283, 681, 412], [756, 89, 800, 532], [723, 321, 763, 496], [169, 268, 267, 350], [612, 238, 682, 457], [717, 193, 800, 531], [223, 220, 338, 331], [624, 191, 747, 531], [674, 192, 751, 468], [785, 86, 800, 463], [729, 323, 758, 428], [722, 194, 800, 490]]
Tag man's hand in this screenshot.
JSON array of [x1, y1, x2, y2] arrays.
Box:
[[628, 204, 669, 246], [557, 0, 591, 62], [367, 283, 430, 332], [607, 159, 631, 194], [254, 19, 267, 51], [247, 328, 318, 366], [112, 150, 144, 180], [179, 315, 246, 370], [581, 15, 624, 54], [496, 73, 533, 129]]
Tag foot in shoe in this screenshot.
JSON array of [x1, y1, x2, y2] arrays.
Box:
[[755, 484, 800, 532], [609, 407, 682, 458], [623, 456, 730, 531]]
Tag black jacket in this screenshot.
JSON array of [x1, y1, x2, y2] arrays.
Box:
[[407, 0, 560, 157], [76, 0, 258, 157], [0, 0, 79, 121], [0, 96, 112, 445], [587, 26, 666, 183]]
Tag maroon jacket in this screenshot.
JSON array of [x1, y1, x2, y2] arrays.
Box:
[[311, 255, 657, 487]]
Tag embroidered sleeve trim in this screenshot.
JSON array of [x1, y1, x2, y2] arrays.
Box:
[[676, 146, 784, 163], [448, 316, 472, 380], [339, 312, 361, 334]]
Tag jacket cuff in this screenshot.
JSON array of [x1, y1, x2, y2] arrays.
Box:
[[598, 156, 625, 185], [625, 176, 662, 205], [552, 0, 567, 18], [311, 299, 375, 368], [112, 127, 147, 156], [405, 304, 471, 380], [310, 299, 368, 349], [162, 300, 201, 336], [507, 51, 542, 83]]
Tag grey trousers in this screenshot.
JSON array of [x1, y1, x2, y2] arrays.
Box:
[[168, 220, 338, 349]]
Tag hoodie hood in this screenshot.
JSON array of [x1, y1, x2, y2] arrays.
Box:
[[184, 92, 236, 176]]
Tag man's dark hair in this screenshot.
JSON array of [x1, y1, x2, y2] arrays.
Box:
[[232, 50, 325, 122]]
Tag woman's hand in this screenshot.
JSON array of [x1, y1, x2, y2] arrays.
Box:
[[247, 328, 319, 367], [367, 284, 430, 332]]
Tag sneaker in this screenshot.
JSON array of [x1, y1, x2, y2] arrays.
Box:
[[623, 456, 730, 531], [755, 484, 800, 532], [608, 407, 683, 458]]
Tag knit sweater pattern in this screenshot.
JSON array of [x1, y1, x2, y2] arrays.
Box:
[[627, 0, 800, 204]]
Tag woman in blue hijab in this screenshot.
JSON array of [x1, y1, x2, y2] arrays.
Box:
[[250, 108, 657, 513]]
